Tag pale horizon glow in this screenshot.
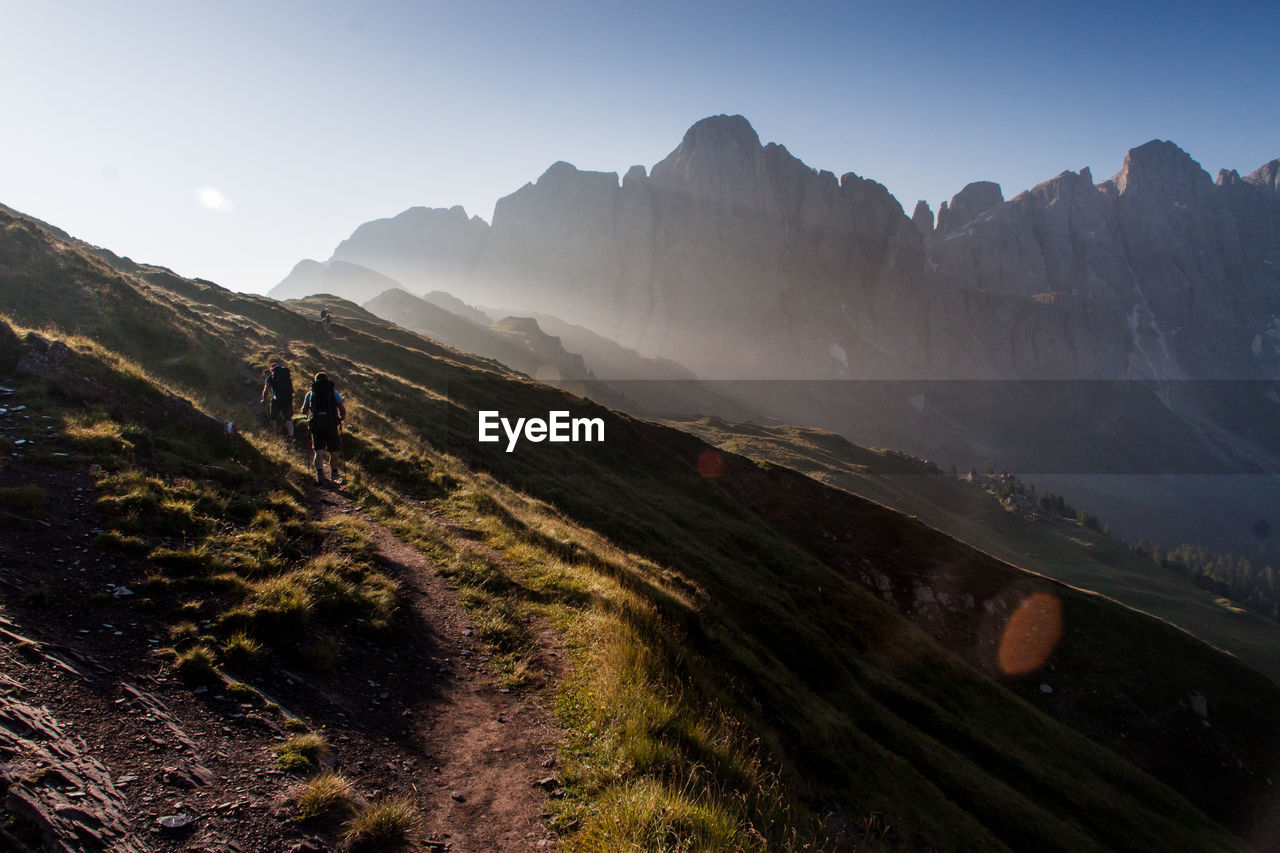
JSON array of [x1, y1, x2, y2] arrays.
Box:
[[2, 1, 1277, 296]]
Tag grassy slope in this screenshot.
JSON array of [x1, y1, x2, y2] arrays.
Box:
[[672, 416, 1280, 685], [0, 314, 414, 844], [2, 204, 1275, 851]]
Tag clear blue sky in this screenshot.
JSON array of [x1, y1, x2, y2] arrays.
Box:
[[3, 0, 1277, 294]]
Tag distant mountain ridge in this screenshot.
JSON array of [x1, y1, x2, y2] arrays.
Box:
[[925, 142, 1280, 380], [271, 115, 1280, 384], [273, 258, 402, 303], [357, 288, 751, 419], [270, 116, 1280, 551]]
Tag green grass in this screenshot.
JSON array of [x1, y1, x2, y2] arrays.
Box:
[[95, 529, 150, 555], [225, 681, 261, 703], [2, 331, 406, 683], [350, 381, 1267, 850], [168, 621, 199, 645], [274, 732, 330, 774], [174, 644, 219, 684], [359, 466, 914, 851], [565, 777, 743, 853], [62, 415, 134, 457], [221, 632, 263, 669], [0, 484, 47, 516], [673, 416, 1280, 686]]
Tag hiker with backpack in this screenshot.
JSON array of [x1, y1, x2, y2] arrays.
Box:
[[301, 372, 347, 486], [260, 361, 294, 437]]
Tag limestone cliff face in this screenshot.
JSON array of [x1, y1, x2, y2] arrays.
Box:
[[274, 118, 1280, 385], [472, 114, 931, 379], [926, 141, 1280, 379]]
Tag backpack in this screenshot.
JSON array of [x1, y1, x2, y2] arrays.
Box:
[[268, 364, 293, 401], [309, 376, 335, 422]]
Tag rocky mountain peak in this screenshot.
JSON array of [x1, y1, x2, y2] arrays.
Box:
[[1245, 158, 1280, 192], [271, 257, 402, 302], [911, 200, 934, 236], [1111, 139, 1212, 197], [677, 114, 761, 152], [533, 160, 620, 191], [321, 204, 489, 296], [650, 114, 767, 191], [1017, 168, 1098, 206], [937, 181, 1003, 233], [623, 164, 647, 187], [539, 160, 579, 182]]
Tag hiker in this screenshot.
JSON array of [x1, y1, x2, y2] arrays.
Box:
[[260, 361, 294, 437], [301, 372, 346, 486], [320, 307, 332, 330]]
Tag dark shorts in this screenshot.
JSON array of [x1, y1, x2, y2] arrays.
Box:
[[269, 399, 293, 422], [310, 418, 341, 452]]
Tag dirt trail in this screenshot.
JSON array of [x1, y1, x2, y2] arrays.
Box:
[[0, 447, 562, 851], [309, 485, 561, 851]]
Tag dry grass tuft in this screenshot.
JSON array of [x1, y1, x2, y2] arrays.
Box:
[[292, 771, 358, 821], [342, 797, 417, 851], [173, 644, 219, 684]]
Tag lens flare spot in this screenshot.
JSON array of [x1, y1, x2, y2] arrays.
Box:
[[697, 448, 724, 478], [998, 592, 1062, 676]]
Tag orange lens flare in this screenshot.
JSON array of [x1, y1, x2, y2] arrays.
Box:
[[997, 592, 1063, 676], [697, 449, 725, 478]]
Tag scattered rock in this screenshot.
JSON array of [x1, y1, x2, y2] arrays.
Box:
[[451, 791, 466, 802], [161, 764, 216, 789], [156, 812, 196, 833]]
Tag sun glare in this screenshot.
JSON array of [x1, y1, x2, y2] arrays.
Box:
[[197, 186, 233, 213]]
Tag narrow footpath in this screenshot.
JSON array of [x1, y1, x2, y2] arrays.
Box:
[[0, 454, 562, 852]]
